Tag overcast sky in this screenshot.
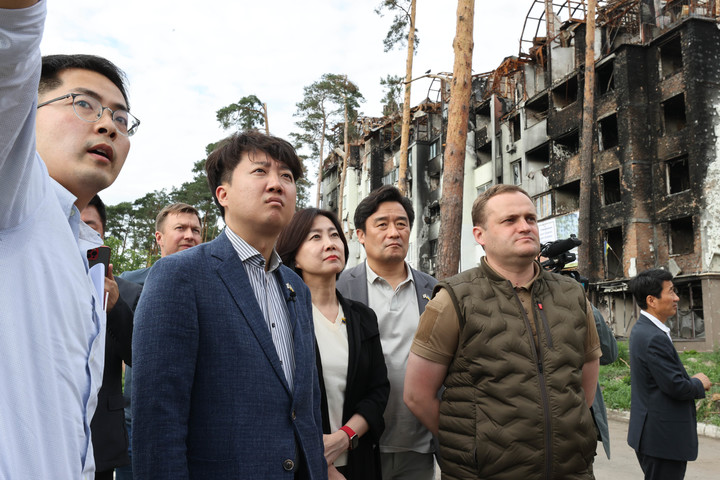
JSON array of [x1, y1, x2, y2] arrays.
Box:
[[40, 1, 531, 205]]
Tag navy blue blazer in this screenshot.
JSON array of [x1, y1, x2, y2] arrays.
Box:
[[336, 261, 437, 312], [132, 231, 327, 479], [627, 314, 706, 461]]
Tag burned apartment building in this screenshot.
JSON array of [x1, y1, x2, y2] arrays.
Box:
[[319, 101, 445, 274], [321, 0, 720, 350]]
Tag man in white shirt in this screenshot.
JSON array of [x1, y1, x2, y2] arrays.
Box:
[[0, 1, 138, 477], [337, 185, 437, 480], [627, 268, 712, 480]]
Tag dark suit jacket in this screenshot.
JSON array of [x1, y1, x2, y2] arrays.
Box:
[[336, 261, 437, 313], [317, 293, 389, 479], [132, 231, 327, 479], [91, 276, 141, 471], [627, 314, 706, 461], [118, 266, 151, 286]]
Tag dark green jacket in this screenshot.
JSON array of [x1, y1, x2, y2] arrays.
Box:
[[436, 259, 596, 480]]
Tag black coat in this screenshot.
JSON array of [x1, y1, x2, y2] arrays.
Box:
[[316, 293, 390, 480], [627, 314, 706, 461], [90, 277, 141, 471]]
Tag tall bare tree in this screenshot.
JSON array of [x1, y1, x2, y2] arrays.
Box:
[[376, 0, 418, 195], [578, 0, 597, 277], [436, 0, 474, 280], [292, 74, 363, 208]]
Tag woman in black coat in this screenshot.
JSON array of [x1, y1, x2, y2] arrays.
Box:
[[278, 208, 389, 480]]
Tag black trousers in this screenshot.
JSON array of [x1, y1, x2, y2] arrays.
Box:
[[636, 451, 687, 480]]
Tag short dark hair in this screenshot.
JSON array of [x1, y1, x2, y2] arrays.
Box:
[[353, 185, 414, 232], [155, 203, 202, 232], [472, 184, 532, 227], [40, 54, 130, 109], [628, 268, 674, 309], [87, 194, 107, 232], [276, 208, 349, 280], [205, 130, 304, 218]]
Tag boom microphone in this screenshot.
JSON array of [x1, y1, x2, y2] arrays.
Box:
[[541, 235, 581, 259]]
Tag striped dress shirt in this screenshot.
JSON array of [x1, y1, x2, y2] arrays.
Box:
[[225, 227, 296, 391]]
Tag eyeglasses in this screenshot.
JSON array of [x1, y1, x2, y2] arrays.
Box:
[[37, 93, 140, 137]]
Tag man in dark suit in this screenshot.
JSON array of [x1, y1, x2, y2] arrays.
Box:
[[337, 185, 437, 480], [116, 202, 202, 480], [627, 268, 712, 480], [132, 131, 326, 479], [81, 195, 142, 480]]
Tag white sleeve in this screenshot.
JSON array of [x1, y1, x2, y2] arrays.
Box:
[[0, 1, 47, 230]]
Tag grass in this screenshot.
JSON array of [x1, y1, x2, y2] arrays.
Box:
[[599, 342, 720, 426]]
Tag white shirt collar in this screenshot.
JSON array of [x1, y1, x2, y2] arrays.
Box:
[[641, 309, 673, 342]]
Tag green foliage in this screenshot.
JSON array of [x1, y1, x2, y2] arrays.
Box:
[[380, 74, 404, 116], [105, 235, 149, 275], [598, 343, 720, 426], [615, 340, 629, 365], [216, 95, 266, 131], [375, 0, 420, 53]]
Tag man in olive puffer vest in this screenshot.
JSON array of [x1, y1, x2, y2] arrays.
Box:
[[404, 184, 601, 479]]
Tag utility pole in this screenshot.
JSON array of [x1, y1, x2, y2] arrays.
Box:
[[578, 0, 596, 277], [436, 0, 474, 280], [397, 0, 416, 196]]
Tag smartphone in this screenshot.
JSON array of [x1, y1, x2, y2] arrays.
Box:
[[87, 246, 111, 271]]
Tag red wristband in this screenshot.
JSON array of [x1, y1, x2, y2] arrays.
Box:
[[339, 425, 358, 450], [339, 425, 356, 439]]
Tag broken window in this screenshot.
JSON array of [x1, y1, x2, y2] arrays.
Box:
[[429, 140, 439, 159], [477, 181, 491, 196], [552, 75, 578, 110], [596, 60, 615, 95], [658, 35, 683, 79], [669, 216, 694, 255], [382, 168, 398, 186], [510, 114, 521, 142], [661, 94, 686, 136], [665, 155, 690, 194], [666, 281, 705, 340], [512, 161, 522, 185], [476, 141, 492, 167], [476, 102, 491, 129], [604, 226, 624, 279], [525, 94, 549, 128], [534, 193, 552, 219], [602, 169, 621, 205], [555, 180, 580, 215], [527, 143, 550, 165], [598, 114, 619, 151], [553, 130, 580, 159]]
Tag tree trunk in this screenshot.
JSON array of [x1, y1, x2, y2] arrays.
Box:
[[436, 0, 474, 280], [316, 116, 327, 208], [578, 0, 596, 278], [397, 0, 416, 196], [338, 81, 349, 220], [262, 102, 270, 135]]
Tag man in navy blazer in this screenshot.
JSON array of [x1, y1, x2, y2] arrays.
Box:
[[627, 268, 712, 480], [132, 131, 326, 479], [337, 185, 437, 480]]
